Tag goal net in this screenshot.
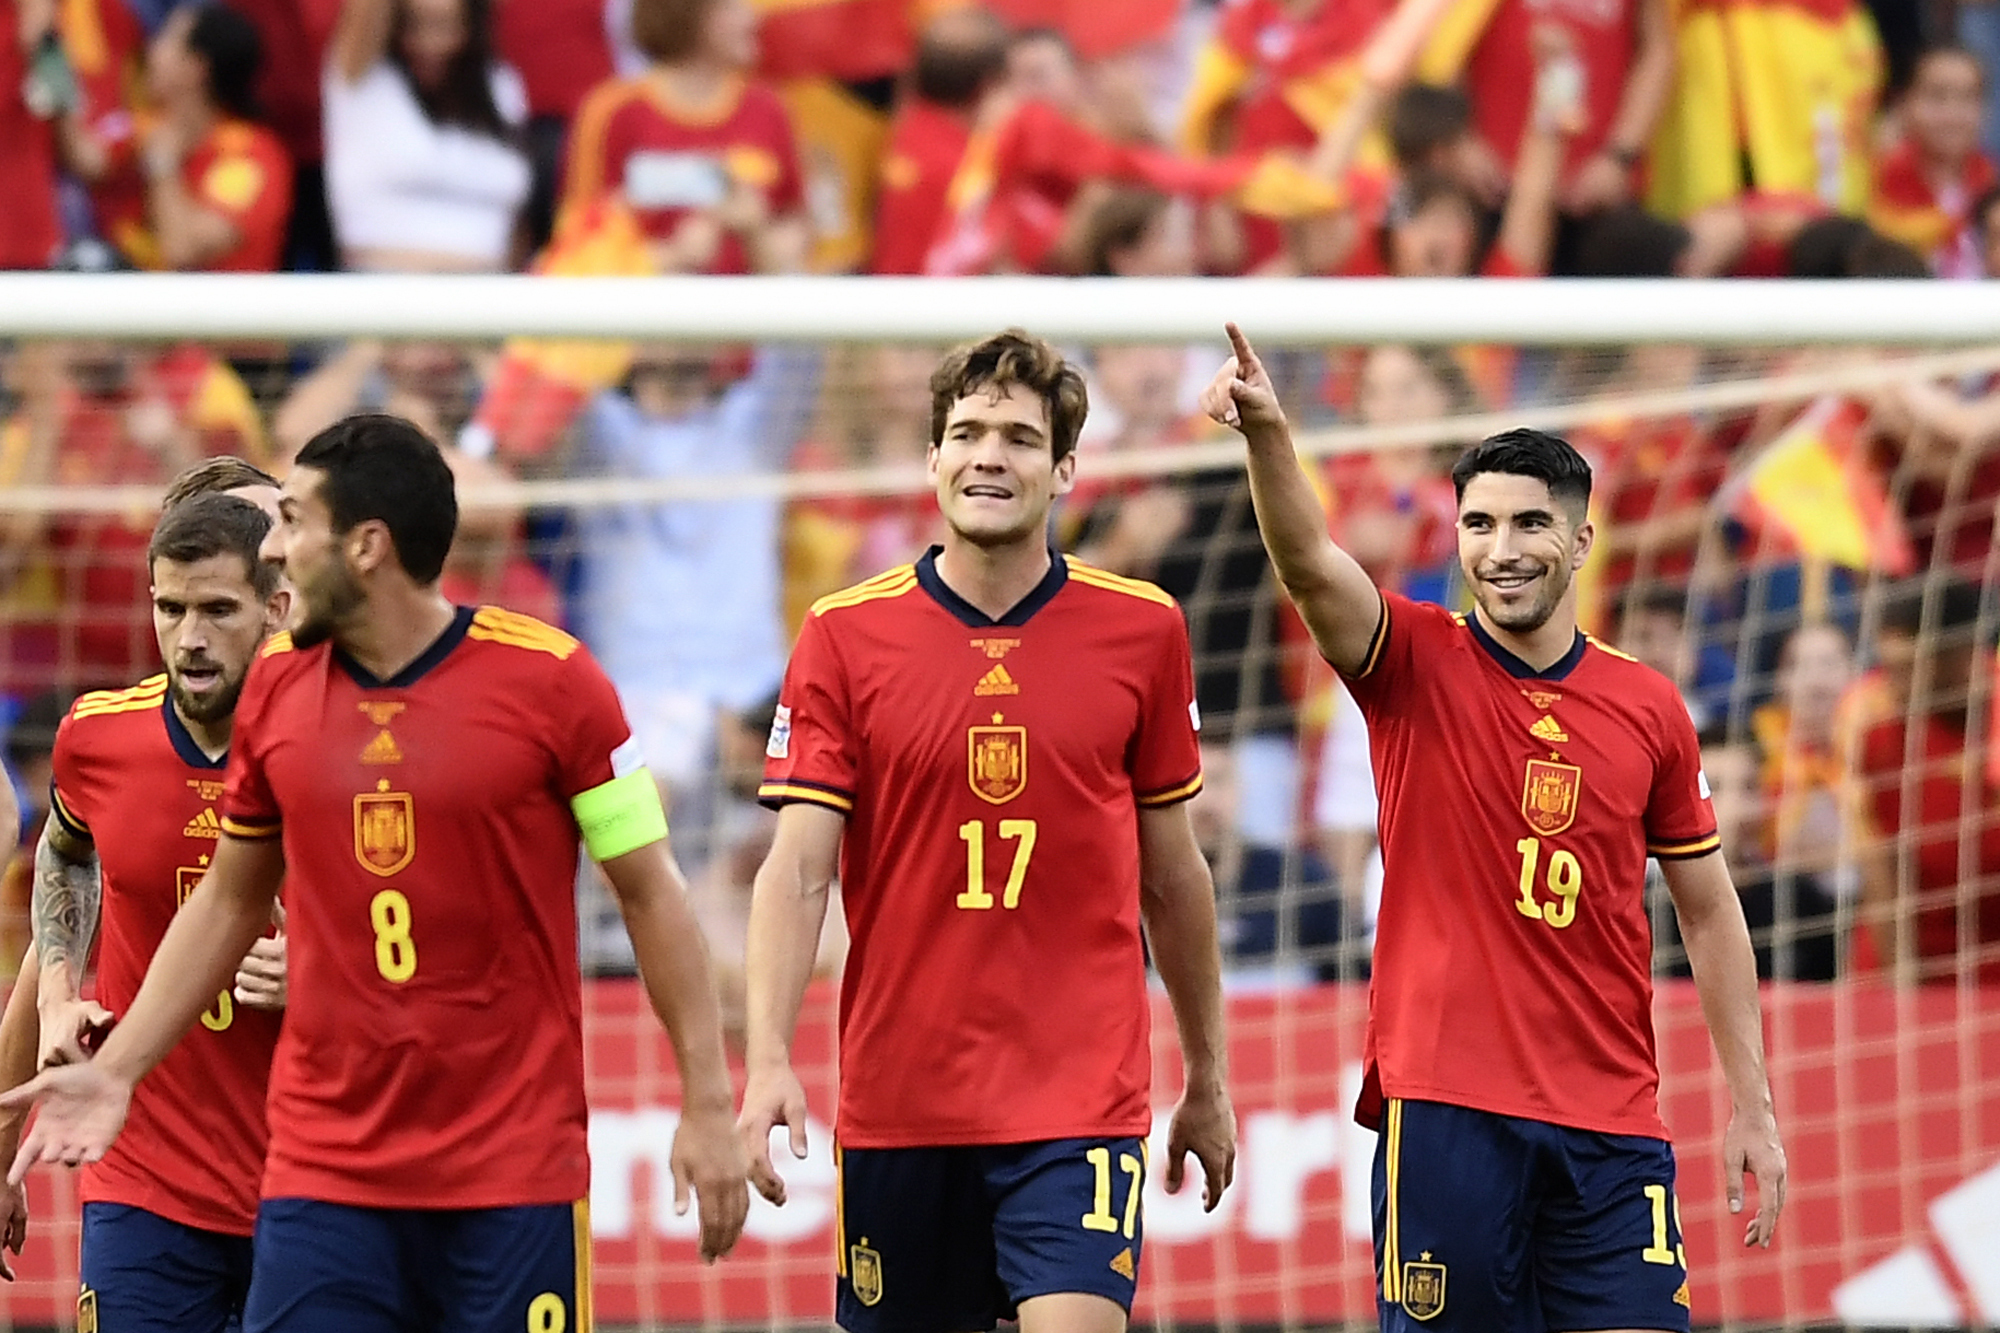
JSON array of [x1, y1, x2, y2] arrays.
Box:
[[0, 274, 1997, 1331]]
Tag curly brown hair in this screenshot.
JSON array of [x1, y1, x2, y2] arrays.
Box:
[[928, 329, 1088, 464]]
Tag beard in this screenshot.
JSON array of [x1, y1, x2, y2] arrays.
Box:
[[1474, 560, 1572, 634], [289, 562, 365, 649], [168, 665, 247, 724]]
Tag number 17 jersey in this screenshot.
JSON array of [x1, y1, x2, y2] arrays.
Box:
[[760, 550, 1203, 1149]]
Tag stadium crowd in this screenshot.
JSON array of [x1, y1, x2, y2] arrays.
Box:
[[2, 0, 1999, 1000]]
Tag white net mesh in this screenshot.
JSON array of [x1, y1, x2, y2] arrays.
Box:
[[1, 285, 1999, 1330]]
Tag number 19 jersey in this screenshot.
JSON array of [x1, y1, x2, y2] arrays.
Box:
[[760, 551, 1203, 1149], [1344, 592, 1719, 1140]]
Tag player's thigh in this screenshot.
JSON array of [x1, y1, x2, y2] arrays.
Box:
[[836, 1142, 1003, 1333], [985, 1136, 1145, 1321], [242, 1198, 412, 1333], [1372, 1100, 1540, 1333], [1534, 1132, 1691, 1333], [420, 1201, 591, 1333], [80, 1202, 254, 1333]]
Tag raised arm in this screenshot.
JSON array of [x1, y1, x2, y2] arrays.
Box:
[[5, 831, 283, 1180], [1138, 801, 1235, 1210], [31, 818, 111, 1069], [329, 0, 393, 84], [736, 802, 841, 1206], [598, 837, 751, 1263], [1661, 850, 1786, 1248], [1201, 323, 1383, 673]]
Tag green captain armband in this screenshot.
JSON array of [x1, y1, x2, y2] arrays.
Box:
[[571, 768, 670, 862]]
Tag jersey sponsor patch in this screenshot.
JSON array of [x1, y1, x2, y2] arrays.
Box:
[[1189, 699, 1202, 732], [1697, 767, 1711, 799], [610, 734, 645, 779], [766, 704, 792, 759]]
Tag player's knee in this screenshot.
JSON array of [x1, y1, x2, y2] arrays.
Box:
[[1015, 1290, 1129, 1333]]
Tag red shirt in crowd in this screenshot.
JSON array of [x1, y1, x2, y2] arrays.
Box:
[[0, 8, 64, 269], [222, 608, 637, 1207], [53, 680, 281, 1235], [870, 98, 972, 274], [560, 74, 804, 273], [755, 0, 911, 83], [1344, 592, 1717, 1137], [98, 118, 293, 272], [494, 0, 615, 121], [1575, 415, 1730, 596], [1465, 0, 1631, 176], [759, 552, 1203, 1147], [1870, 139, 1999, 274], [230, 0, 340, 167]]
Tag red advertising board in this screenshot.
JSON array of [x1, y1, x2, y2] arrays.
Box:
[[1, 980, 1997, 1327]]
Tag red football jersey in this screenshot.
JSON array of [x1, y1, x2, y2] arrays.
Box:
[[760, 552, 1203, 1147], [1345, 592, 1718, 1139], [51, 676, 281, 1236], [870, 100, 970, 276], [1465, 0, 1631, 176], [559, 75, 804, 273], [220, 606, 638, 1208]]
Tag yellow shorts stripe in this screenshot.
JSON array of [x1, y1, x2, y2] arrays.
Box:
[[834, 1141, 848, 1278], [1383, 1098, 1403, 1303], [572, 1198, 595, 1332]]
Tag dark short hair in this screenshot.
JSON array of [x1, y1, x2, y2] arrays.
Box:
[[185, 2, 264, 121], [1572, 204, 1691, 278], [1386, 84, 1471, 168], [630, 0, 715, 64], [1845, 232, 1932, 278], [8, 689, 74, 770], [1071, 186, 1173, 276], [1880, 576, 1986, 638], [1617, 584, 1690, 630], [929, 329, 1088, 464], [914, 7, 1009, 108], [148, 491, 280, 599], [1450, 427, 1593, 514], [294, 414, 459, 584], [1973, 183, 2000, 238], [390, 0, 508, 136], [162, 456, 279, 511]]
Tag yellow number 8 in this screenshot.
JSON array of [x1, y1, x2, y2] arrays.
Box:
[[369, 889, 417, 983], [527, 1293, 566, 1333]]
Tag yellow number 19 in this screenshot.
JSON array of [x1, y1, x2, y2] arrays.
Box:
[[956, 819, 1038, 910], [1642, 1184, 1686, 1267], [370, 889, 417, 983], [1514, 836, 1583, 929]]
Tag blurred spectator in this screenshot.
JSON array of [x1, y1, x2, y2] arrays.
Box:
[[272, 340, 562, 624], [493, 0, 615, 252], [0, 689, 70, 978], [565, 0, 808, 275], [1964, 0, 2000, 164], [871, 5, 1008, 275], [1569, 201, 1750, 277], [1058, 181, 1198, 276], [1851, 577, 2000, 983], [325, 0, 530, 272], [232, 0, 341, 268], [1866, 362, 2000, 575], [783, 345, 939, 630], [1615, 588, 1714, 731], [1870, 44, 1995, 277], [0, 0, 66, 269], [89, 2, 292, 272], [0, 341, 269, 696], [1385, 82, 1505, 207], [40, 0, 144, 261], [1976, 183, 2000, 276], [1311, 682, 1380, 974]]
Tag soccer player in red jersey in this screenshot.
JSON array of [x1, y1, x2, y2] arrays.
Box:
[[22, 492, 290, 1333], [5, 415, 749, 1332], [739, 331, 1236, 1332], [1206, 324, 1787, 1332]]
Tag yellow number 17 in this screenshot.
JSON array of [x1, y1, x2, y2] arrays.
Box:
[[957, 819, 1038, 909]]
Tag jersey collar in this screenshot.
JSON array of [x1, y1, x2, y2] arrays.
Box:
[[335, 606, 474, 690], [161, 690, 226, 770], [915, 545, 1068, 628], [1464, 610, 1588, 681]]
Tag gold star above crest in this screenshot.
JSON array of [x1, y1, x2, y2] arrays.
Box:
[[377, 778, 391, 792], [991, 713, 1004, 724], [198, 855, 209, 867]]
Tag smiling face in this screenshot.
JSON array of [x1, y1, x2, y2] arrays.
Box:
[[1455, 471, 1591, 635], [152, 552, 278, 725], [928, 382, 1075, 549]]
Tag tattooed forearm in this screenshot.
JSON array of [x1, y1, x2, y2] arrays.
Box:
[[32, 821, 100, 979]]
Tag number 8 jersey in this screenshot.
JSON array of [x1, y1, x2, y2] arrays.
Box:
[[1343, 591, 1720, 1141], [760, 550, 1203, 1148]]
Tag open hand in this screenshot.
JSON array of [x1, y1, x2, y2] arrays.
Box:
[[1724, 1103, 1787, 1248], [1, 1062, 133, 1185], [670, 1100, 751, 1263], [1163, 1080, 1237, 1212], [736, 1061, 810, 1207]]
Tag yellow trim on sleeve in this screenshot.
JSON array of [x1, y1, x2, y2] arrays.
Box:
[[1649, 833, 1723, 859], [1348, 591, 1391, 679], [1065, 560, 1177, 608], [1138, 774, 1205, 807], [757, 782, 856, 814], [810, 566, 919, 617], [571, 768, 669, 862], [260, 632, 294, 657], [470, 606, 580, 660], [220, 815, 282, 840]]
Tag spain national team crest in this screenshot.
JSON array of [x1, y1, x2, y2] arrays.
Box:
[[849, 1240, 884, 1307], [354, 790, 415, 877], [968, 716, 1028, 805], [1521, 759, 1582, 836], [1400, 1256, 1446, 1321]]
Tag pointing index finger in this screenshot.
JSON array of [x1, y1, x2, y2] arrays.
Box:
[[1225, 322, 1258, 371]]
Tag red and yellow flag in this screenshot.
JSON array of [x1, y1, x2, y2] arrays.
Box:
[[1728, 396, 1913, 575]]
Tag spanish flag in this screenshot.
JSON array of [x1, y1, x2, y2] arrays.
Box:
[[468, 197, 655, 458], [1726, 396, 1913, 575]]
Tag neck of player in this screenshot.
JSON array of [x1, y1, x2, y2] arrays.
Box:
[[340, 585, 460, 682], [936, 532, 1051, 621], [1471, 598, 1579, 674]]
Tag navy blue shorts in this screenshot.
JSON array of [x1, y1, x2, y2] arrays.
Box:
[[80, 1202, 253, 1333], [1373, 1099, 1692, 1333], [835, 1137, 1147, 1333], [242, 1198, 590, 1333]]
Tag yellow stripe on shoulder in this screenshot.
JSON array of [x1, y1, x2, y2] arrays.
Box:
[[1064, 559, 1175, 608], [260, 632, 295, 658], [469, 606, 580, 660], [72, 675, 169, 719], [811, 566, 919, 617], [1584, 634, 1639, 664]]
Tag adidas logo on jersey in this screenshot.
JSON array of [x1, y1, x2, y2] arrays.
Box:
[[975, 664, 1020, 696], [361, 729, 403, 765], [183, 807, 222, 840], [1109, 1247, 1135, 1280], [1529, 714, 1568, 744]]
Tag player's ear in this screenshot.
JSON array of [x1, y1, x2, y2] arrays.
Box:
[[264, 587, 293, 635], [1052, 449, 1077, 496], [348, 520, 392, 575], [1571, 514, 1594, 566]]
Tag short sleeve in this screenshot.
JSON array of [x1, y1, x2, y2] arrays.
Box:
[[758, 611, 856, 815], [1131, 609, 1203, 808], [1337, 589, 1419, 717], [1644, 696, 1721, 860], [551, 647, 645, 801], [48, 712, 92, 843], [220, 653, 284, 840]]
